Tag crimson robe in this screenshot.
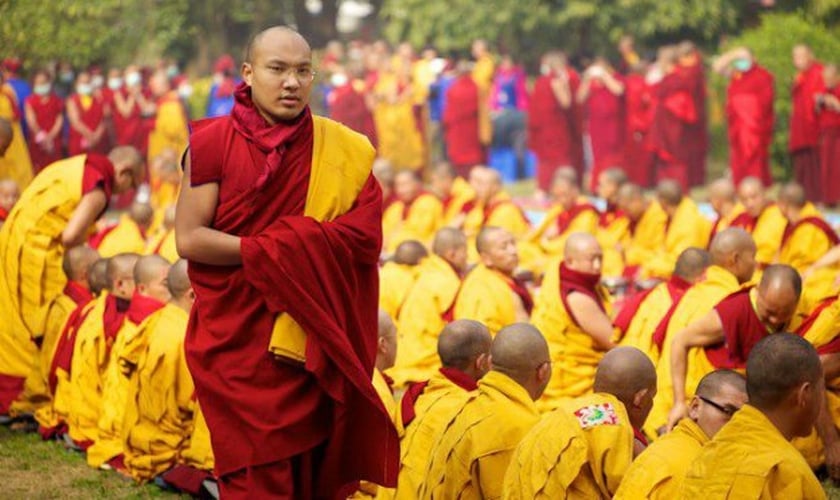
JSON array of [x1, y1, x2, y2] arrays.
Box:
[[726, 65, 775, 186], [819, 85, 840, 205], [528, 71, 583, 190], [68, 94, 108, 156], [705, 289, 767, 369], [111, 88, 146, 152], [649, 71, 697, 191], [791, 63, 825, 202], [584, 76, 625, 191], [623, 74, 655, 187], [681, 58, 709, 187], [24, 93, 63, 171], [443, 75, 484, 175], [329, 82, 378, 148]]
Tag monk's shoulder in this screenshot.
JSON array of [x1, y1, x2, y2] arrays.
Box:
[[313, 115, 376, 164]]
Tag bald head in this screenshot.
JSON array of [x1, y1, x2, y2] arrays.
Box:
[[373, 159, 395, 187], [88, 259, 111, 296], [106, 253, 140, 299], [245, 26, 310, 64], [778, 182, 807, 209], [432, 228, 467, 256], [129, 202, 154, 228], [134, 254, 171, 286], [708, 227, 756, 283], [759, 264, 802, 298], [673, 247, 712, 283], [393, 240, 428, 266], [378, 310, 397, 340], [552, 166, 579, 188], [108, 146, 144, 194], [490, 323, 550, 400], [0, 118, 12, 155], [737, 176, 768, 217], [708, 178, 736, 209], [563, 232, 603, 275], [377, 310, 398, 371], [594, 346, 657, 429], [656, 179, 683, 208], [0, 179, 19, 212], [62, 245, 100, 282], [616, 183, 647, 221], [695, 369, 747, 401], [437, 320, 492, 375], [167, 259, 192, 299]]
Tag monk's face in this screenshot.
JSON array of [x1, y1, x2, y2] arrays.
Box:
[[394, 173, 421, 203], [470, 171, 497, 204], [0, 183, 20, 212], [792, 46, 812, 72], [430, 171, 453, 197], [596, 174, 618, 203], [480, 230, 518, 275], [139, 267, 172, 304], [551, 181, 576, 210], [113, 162, 140, 194], [445, 244, 469, 274], [738, 184, 765, 217], [378, 331, 397, 371], [756, 287, 799, 333], [690, 383, 747, 439], [618, 195, 644, 221], [112, 273, 136, 300], [565, 241, 603, 276], [243, 30, 314, 124]]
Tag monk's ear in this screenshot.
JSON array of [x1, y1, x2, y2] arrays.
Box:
[[242, 62, 254, 86], [632, 388, 649, 409], [474, 353, 490, 373], [537, 361, 552, 384], [796, 381, 814, 410]]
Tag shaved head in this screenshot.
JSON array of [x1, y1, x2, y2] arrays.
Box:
[[551, 166, 579, 188], [564, 232, 603, 275], [691, 369, 748, 438], [437, 320, 492, 374], [0, 179, 20, 212], [708, 178, 736, 204], [432, 228, 467, 256], [167, 259, 192, 299], [106, 253, 139, 299], [62, 245, 100, 282], [695, 369, 747, 401], [490, 323, 550, 400], [88, 259, 111, 295], [377, 310, 398, 371], [756, 264, 801, 332], [673, 247, 712, 283], [378, 310, 397, 340], [108, 146, 144, 194], [737, 176, 769, 217], [594, 346, 657, 429], [616, 183, 647, 221], [759, 264, 802, 298], [708, 227, 756, 284], [129, 202, 154, 227], [393, 240, 428, 266], [656, 179, 683, 207], [133, 254, 171, 286], [245, 26, 310, 64], [778, 182, 807, 209]]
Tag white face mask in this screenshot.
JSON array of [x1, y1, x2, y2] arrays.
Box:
[[125, 72, 141, 87], [34, 83, 51, 96], [540, 64, 550, 76], [91, 75, 104, 89], [76, 83, 92, 96], [178, 84, 193, 99], [330, 73, 349, 87], [108, 77, 123, 90]]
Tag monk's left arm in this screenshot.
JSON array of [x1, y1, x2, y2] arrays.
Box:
[[567, 293, 615, 350], [62, 190, 108, 248]]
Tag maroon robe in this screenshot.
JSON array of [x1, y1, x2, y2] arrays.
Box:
[[649, 70, 697, 191], [623, 74, 655, 187], [329, 81, 378, 148], [680, 57, 709, 187], [111, 88, 145, 152], [67, 94, 108, 156], [584, 76, 625, 191], [443, 75, 484, 176], [819, 85, 840, 205], [790, 63, 825, 202], [726, 65, 775, 186], [705, 289, 767, 368], [24, 93, 64, 171]]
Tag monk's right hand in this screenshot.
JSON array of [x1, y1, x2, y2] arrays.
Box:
[[666, 402, 688, 432]]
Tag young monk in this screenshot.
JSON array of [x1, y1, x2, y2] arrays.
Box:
[[0, 177, 20, 225], [90, 201, 154, 258]]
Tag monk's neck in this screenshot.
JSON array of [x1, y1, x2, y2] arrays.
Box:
[[759, 406, 798, 441], [172, 298, 193, 313]]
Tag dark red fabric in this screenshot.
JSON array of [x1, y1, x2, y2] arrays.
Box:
[[796, 296, 837, 339], [726, 65, 775, 186], [24, 93, 64, 170], [613, 275, 691, 336], [88, 224, 118, 249], [651, 295, 685, 352], [328, 82, 377, 148], [559, 262, 606, 327], [790, 63, 824, 152], [218, 449, 324, 500], [125, 291, 165, 325], [528, 70, 584, 190], [634, 426, 649, 447], [622, 74, 655, 187], [112, 88, 145, 151], [822, 127, 840, 205], [506, 276, 534, 316], [680, 58, 709, 187], [443, 76, 484, 170], [400, 367, 477, 428], [0, 206, 8, 222], [649, 71, 696, 191], [556, 203, 598, 234], [162, 464, 214, 496], [103, 295, 130, 353], [781, 216, 840, 247], [792, 148, 823, 203], [0, 374, 24, 414], [81, 153, 116, 201], [583, 76, 625, 192], [68, 94, 107, 156], [706, 288, 766, 369], [818, 336, 840, 355]]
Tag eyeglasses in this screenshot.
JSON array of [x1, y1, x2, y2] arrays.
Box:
[[262, 65, 317, 83], [697, 395, 740, 417]]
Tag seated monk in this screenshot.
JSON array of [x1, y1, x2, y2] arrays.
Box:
[[420, 324, 549, 499], [777, 181, 840, 305], [615, 369, 748, 499], [383, 170, 443, 253], [595, 167, 630, 278], [0, 146, 142, 415], [395, 320, 491, 500], [145, 205, 178, 263], [87, 255, 171, 470], [454, 227, 532, 334], [428, 162, 475, 228], [667, 265, 801, 430], [503, 347, 657, 499], [682, 334, 827, 499], [531, 232, 613, 409], [615, 183, 668, 280], [614, 247, 711, 363], [641, 179, 710, 279], [7, 245, 100, 420], [391, 228, 468, 387], [62, 253, 139, 449], [379, 240, 428, 320], [731, 176, 787, 270], [0, 178, 20, 226], [647, 228, 756, 437], [707, 178, 745, 241], [91, 202, 154, 258], [0, 117, 30, 191], [462, 167, 530, 261]]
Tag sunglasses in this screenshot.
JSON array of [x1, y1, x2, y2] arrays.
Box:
[[697, 395, 740, 417]]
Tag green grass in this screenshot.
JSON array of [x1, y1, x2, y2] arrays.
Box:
[[0, 426, 185, 499]]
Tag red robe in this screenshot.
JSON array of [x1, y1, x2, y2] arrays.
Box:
[[443, 75, 484, 175], [111, 88, 145, 152], [528, 71, 583, 190], [186, 87, 396, 497], [681, 57, 709, 187], [649, 70, 697, 191], [623, 74, 655, 187], [24, 93, 64, 171], [584, 76, 625, 191], [68, 93, 108, 156], [790, 63, 825, 202], [705, 289, 767, 369], [726, 65, 775, 186], [329, 82, 378, 148], [613, 275, 692, 338], [819, 85, 840, 205]]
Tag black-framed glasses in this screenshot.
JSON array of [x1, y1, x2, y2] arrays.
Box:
[[697, 395, 740, 417]]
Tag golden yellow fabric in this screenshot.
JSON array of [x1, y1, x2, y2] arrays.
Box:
[[180, 401, 215, 472], [395, 371, 475, 500], [373, 73, 424, 170], [779, 203, 832, 273], [96, 214, 147, 258], [614, 418, 709, 499], [472, 55, 495, 146], [647, 265, 741, 437], [643, 198, 711, 279], [147, 93, 188, 164], [463, 192, 530, 242], [384, 193, 443, 253], [519, 203, 599, 274], [144, 228, 179, 264], [682, 405, 826, 499], [0, 155, 87, 380], [390, 255, 461, 387], [379, 261, 420, 321], [503, 393, 634, 499], [624, 201, 668, 271], [442, 177, 475, 226], [454, 264, 521, 335], [0, 88, 33, 188], [597, 211, 631, 278], [751, 204, 788, 267], [711, 203, 746, 239], [422, 371, 539, 500], [615, 282, 677, 365]]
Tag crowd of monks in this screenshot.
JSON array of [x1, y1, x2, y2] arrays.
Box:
[[1, 32, 840, 499]]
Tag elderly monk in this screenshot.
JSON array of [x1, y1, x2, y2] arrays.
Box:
[[462, 167, 530, 251], [122, 260, 198, 482], [383, 170, 442, 252], [790, 45, 825, 202], [642, 179, 710, 279], [532, 233, 613, 408], [614, 247, 711, 363], [707, 178, 745, 240], [146, 70, 188, 164], [731, 176, 787, 270], [504, 347, 657, 499], [421, 323, 549, 499], [682, 334, 826, 499], [429, 162, 475, 227], [91, 202, 154, 258], [647, 228, 756, 436], [615, 183, 668, 279], [615, 369, 748, 499], [174, 27, 397, 497], [395, 320, 491, 499], [667, 264, 801, 430], [8, 246, 100, 418], [455, 227, 531, 335], [379, 240, 427, 321], [595, 167, 630, 278], [0, 147, 141, 415], [87, 255, 171, 470], [391, 228, 468, 386], [0, 177, 20, 224]]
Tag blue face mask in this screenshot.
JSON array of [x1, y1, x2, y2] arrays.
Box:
[[733, 58, 753, 72]]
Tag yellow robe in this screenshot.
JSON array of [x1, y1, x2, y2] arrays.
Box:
[[382, 201, 403, 250], [519, 203, 599, 274], [710, 203, 746, 240], [643, 198, 711, 279], [146, 92, 188, 164], [624, 201, 668, 272], [441, 177, 475, 226], [95, 214, 147, 258], [750, 203, 788, 268], [122, 304, 194, 482], [615, 281, 680, 365], [614, 418, 709, 499], [646, 265, 742, 438], [422, 371, 540, 500], [390, 255, 461, 387], [779, 203, 839, 305], [379, 261, 420, 321], [395, 371, 475, 500], [0, 87, 33, 188], [596, 210, 631, 278], [180, 401, 215, 472], [681, 405, 826, 500], [144, 227, 179, 263], [463, 192, 530, 242], [384, 193, 443, 253], [353, 369, 401, 499], [454, 264, 523, 335], [472, 55, 495, 145], [503, 393, 634, 499], [373, 73, 424, 170], [0, 155, 88, 383], [531, 260, 612, 409]]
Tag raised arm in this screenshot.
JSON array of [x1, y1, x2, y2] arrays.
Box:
[[62, 190, 108, 248]]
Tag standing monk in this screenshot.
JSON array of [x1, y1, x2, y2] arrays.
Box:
[[146, 71, 189, 165], [818, 64, 840, 206], [713, 48, 775, 186], [67, 71, 108, 156], [0, 147, 141, 415], [0, 75, 33, 188], [677, 41, 709, 187], [790, 45, 824, 202], [577, 58, 625, 191], [443, 62, 484, 178], [24, 70, 64, 172], [174, 27, 398, 498]]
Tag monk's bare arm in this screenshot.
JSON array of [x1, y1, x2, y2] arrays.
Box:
[[62, 190, 108, 248], [66, 99, 91, 137], [600, 72, 625, 96], [804, 244, 840, 278], [566, 292, 615, 350], [174, 154, 242, 266]]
